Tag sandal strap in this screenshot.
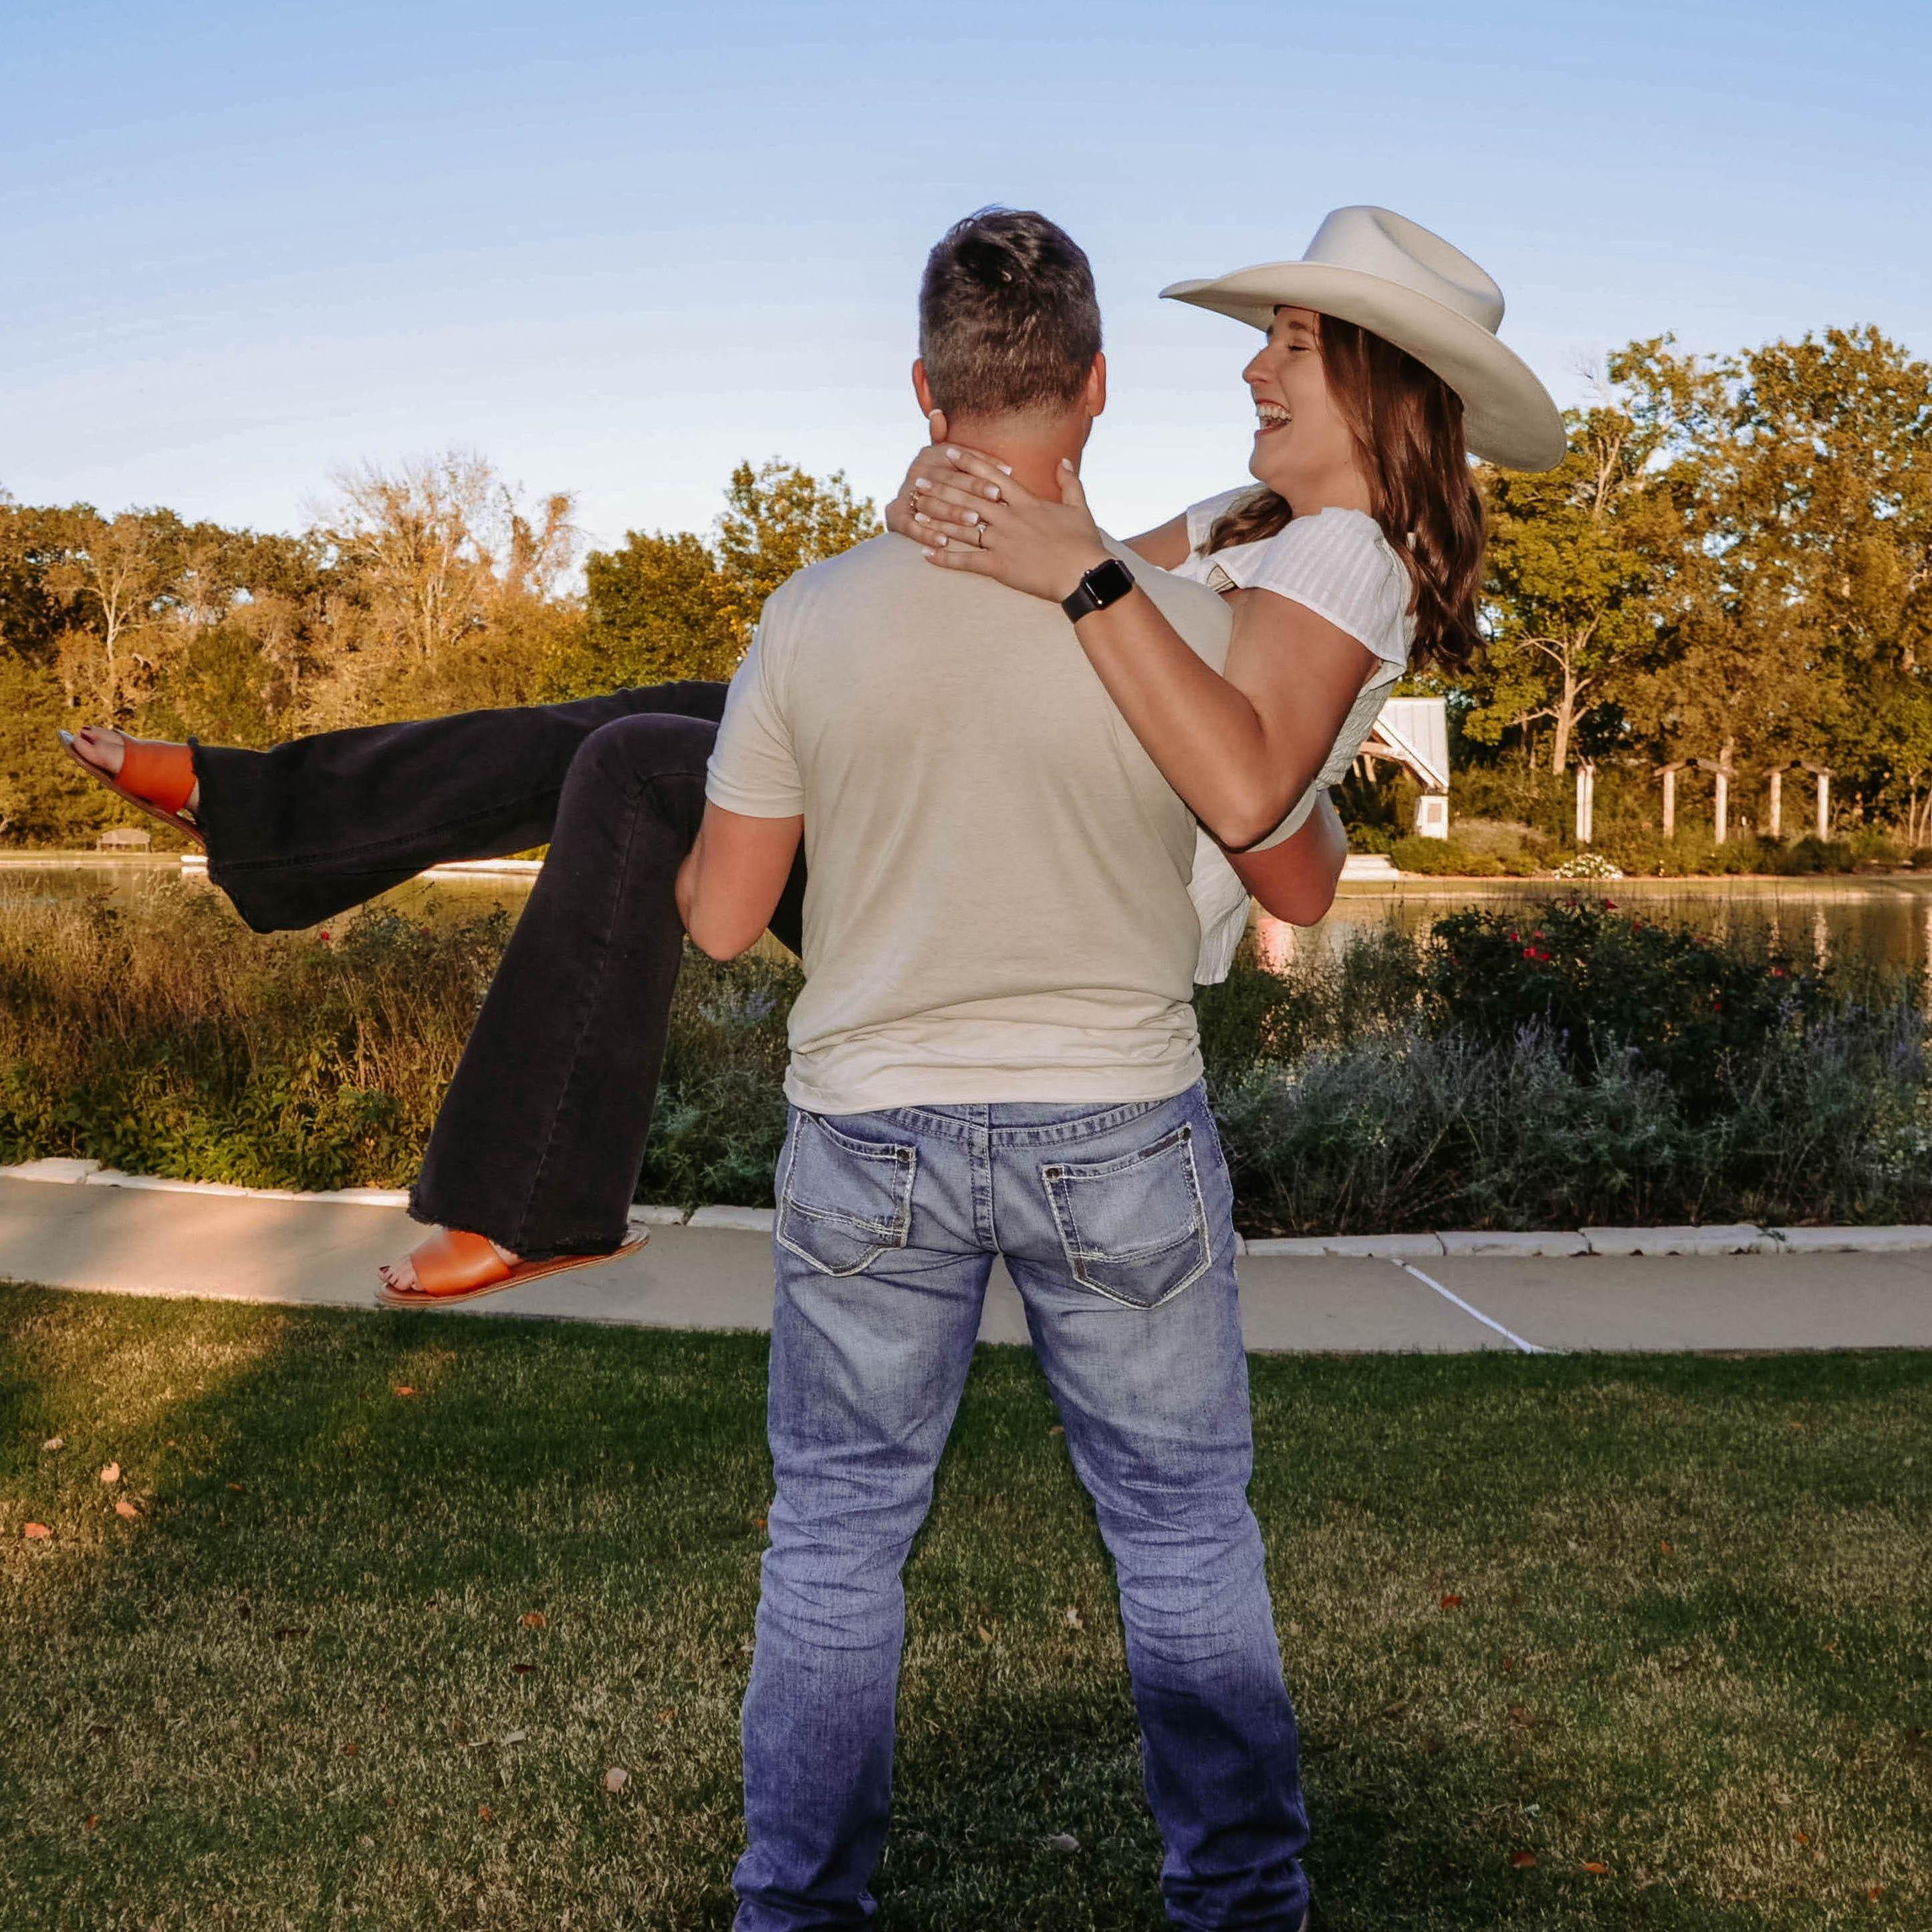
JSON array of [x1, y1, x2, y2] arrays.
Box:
[[116, 737, 197, 817], [406, 1228, 513, 1298]]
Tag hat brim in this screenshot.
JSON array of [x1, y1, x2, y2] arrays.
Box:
[[1161, 262, 1567, 472]]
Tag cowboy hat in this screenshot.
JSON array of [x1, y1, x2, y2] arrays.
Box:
[[1161, 206, 1566, 471]]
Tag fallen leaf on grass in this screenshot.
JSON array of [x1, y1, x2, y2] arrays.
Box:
[[511, 1664, 537, 1677], [22, 1523, 51, 1540], [1580, 1860, 1608, 1875], [521, 1612, 547, 1628], [1439, 1594, 1463, 1610], [271, 1626, 308, 1641], [656, 1708, 675, 1724], [1046, 1833, 1080, 1854], [602, 1768, 630, 1793], [1510, 1851, 1538, 1869], [977, 1625, 995, 1644], [1060, 1606, 1083, 1630], [1508, 1704, 1539, 1728], [1659, 1541, 1673, 1554], [85, 1815, 98, 1831], [99, 1462, 120, 1485], [1869, 1886, 1887, 1901], [1794, 1832, 1810, 1845], [1048, 1425, 1064, 1437], [394, 1386, 416, 1398], [114, 1499, 140, 1520], [341, 1742, 358, 1756], [41, 1437, 63, 1453], [501, 1730, 527, 1745], [477, 1804, 492, 1820]]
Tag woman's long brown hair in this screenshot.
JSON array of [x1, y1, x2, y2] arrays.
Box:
[[1206, 314, 1486, 671]]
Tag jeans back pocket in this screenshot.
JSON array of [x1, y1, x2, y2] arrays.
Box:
[[1042, 1121, 1212, 1309], [776, 1111, 918, 1278]]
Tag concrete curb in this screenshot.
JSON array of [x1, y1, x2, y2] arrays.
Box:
[[6, 1162, 1932, 1257]]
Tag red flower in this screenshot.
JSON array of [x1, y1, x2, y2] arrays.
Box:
[[318, 929, 332, 944]]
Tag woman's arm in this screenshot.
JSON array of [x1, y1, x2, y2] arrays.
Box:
[[915, 453, 1372, 851], [1124, 515, 1190, 568], [1227, 790, 1346, 925]]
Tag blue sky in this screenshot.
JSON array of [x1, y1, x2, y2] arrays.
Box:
[[3, 0, 1927, 551]]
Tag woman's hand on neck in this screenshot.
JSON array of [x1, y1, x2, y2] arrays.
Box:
[[927, 408, 1089, 503]]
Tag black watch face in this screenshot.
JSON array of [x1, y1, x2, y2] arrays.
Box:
[[1090, 558, 1134, 603]]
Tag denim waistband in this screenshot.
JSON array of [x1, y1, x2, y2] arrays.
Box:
[[866, 1085, 1200, 1150]]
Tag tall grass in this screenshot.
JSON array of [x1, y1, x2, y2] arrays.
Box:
[[4, 879, 1929, 1231]]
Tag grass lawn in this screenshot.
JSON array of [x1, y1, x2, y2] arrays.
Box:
[[2, 1284, 1927, 1930]]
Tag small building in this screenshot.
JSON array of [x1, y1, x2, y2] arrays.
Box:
[[1358, 697, 1450, 838], [96, 828, 153, 852]]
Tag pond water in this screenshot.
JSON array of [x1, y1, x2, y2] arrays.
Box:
[[9, 858, 1932, 977]]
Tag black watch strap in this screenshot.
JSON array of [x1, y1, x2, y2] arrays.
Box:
[[1061, 556, 1137, 624]]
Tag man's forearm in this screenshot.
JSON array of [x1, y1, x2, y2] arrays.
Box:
[[1226, 792, 1347, 926]]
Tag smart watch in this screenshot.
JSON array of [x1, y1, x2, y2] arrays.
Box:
[[1060, 556, 1137, 624]]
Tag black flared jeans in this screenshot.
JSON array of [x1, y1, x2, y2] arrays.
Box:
[[191, 682, 804, 1257]]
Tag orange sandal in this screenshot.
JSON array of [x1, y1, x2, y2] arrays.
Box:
[[376, 1223, 650, 1310], [59, 730, 205, 849]]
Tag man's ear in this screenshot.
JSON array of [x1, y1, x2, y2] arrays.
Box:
[[1084, 351, 1108, 420], [912, 358, 935, 418]]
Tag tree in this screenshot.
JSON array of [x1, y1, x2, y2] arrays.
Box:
[[560, 459, 879, 699], [1466, 379, 1692, 774]]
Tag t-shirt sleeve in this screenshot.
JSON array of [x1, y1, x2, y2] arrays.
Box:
[[705, 622, 805, 818], [1217, 513, 1411, 854], [1183, 485, 1265, 559], [1207, 509, 1409, 687]]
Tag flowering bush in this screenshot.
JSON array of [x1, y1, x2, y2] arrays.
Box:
[[1550, 852, 1624, 880]]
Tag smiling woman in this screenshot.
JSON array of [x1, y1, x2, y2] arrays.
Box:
[[890, 205, 1565, 983]]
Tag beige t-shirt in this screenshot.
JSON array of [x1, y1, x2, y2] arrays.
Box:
[[705, 531, 1234, 1114]]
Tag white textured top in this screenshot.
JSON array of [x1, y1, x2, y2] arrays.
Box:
[[707, 534, 1237, 1114], [1176, 490, 1415, 983]]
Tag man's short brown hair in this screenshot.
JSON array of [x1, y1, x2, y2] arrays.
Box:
[[918, 209, 1101, 420]]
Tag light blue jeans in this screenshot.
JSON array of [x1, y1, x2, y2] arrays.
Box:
[[733, 1082, 1310, 1929]]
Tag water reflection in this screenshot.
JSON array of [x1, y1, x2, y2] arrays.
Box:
[[12, 858, 1932, 976], [1273, 877, 1932, 976]]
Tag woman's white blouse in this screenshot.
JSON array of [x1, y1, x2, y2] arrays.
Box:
[[1174, 490, 1415, 983]]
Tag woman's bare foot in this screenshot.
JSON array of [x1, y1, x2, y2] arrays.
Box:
[[70, 725, 203, 814], [379, 1235, 519, 1297]]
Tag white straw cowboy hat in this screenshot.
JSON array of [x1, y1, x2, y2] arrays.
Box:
[[1161, 205, 1567, 471]]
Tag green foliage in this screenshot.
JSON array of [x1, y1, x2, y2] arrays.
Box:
[[1388, 834, 1538, 877], [564, 459, 880, 699], [9, 887, 1931, 1235], [1423, 898, 1836, 1111]]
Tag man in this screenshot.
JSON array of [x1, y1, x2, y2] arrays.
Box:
[[679, 209, 1312, 1931]]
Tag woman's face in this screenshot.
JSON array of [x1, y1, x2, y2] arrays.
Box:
[[1242, 306, 1367, 511]]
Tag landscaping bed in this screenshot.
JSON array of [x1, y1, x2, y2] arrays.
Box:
[[4, 882, 1931, 1234]]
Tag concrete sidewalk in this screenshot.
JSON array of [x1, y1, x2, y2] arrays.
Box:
[[4, 1173, 1931, 1354]]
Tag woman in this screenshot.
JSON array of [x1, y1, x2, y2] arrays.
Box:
[[58, 205, 1562, 1303], [885, 205, 1564, 951]]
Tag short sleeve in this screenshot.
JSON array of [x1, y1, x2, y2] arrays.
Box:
[[1183, 485, 1264, 560], [1203, 508, 1410, 685], [705, 622, 804, 818]]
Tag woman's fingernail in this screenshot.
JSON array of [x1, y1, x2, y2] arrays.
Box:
[[921, 546, 937, 559], [997, 463, 1013, 476], [963, 510, 979, 524], [913, 511, 929, 524], [913, 476, 930, 491], [1061, 457, 1074, 470], [944, 447, 960, 461], [985, 486, 1001, 500]]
